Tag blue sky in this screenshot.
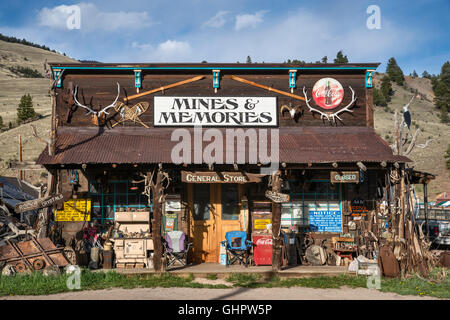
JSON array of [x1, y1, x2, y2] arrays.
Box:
[[0, 0, 448, 74]]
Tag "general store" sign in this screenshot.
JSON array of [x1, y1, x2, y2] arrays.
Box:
[[154, 96, 277, 126], [181, 171, 264, 183]]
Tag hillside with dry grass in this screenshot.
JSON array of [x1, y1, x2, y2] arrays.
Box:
[[0, 40, 78, 185], [0, 39, 448, 199], [373, 73, 449, 200]]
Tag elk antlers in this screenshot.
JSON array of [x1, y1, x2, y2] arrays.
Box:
[[73, 82, 120, 118], [302, 86, 357, 123]]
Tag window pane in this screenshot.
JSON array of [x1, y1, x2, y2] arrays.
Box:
[[91, 206, 102, 220], [128, 193, 139, 207], [114, 182, 128, 194], [222, 184, 239, 220], [193, 184, 210, 220]]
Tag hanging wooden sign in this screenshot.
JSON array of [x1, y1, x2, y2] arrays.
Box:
[[14, 193, 64, 213], [330, 171, 360, 183], [265, 190, 290, 203], [181, 171, 264, 183], [154, 96, 277, 127]]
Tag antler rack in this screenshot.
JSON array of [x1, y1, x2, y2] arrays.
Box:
[[302, 86, 357, 123], [73, 82, 120, 118]]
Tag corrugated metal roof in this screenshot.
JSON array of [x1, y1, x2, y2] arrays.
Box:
[[0, 177, 38, 208], [36, 126, 410, 165]]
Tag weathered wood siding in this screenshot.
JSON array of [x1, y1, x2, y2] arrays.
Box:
[[56, 71, 369, 128]]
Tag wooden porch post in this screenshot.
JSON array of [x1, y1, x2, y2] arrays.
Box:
[[151, 168, 165, 272], [271, 170, 282, 271], [423, 182, 429, 238], [36, 169, 56, 238]]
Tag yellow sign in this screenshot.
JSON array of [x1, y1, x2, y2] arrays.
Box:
[[254, 219, 271, 230], [55, 199, 91, 222]]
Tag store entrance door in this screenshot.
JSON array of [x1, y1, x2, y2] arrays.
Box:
[[188, 184, 243, 263], [188, 184, 217, 263]]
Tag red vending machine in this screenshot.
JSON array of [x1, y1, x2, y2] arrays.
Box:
[[252, 235, 273, 266]]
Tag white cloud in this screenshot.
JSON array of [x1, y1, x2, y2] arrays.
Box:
[[203, 11, 229, 28], [38, 2, 153, 31], [157, 40, 191, 56], [38, 5, 75, 29], [234, 10, 267, 31], [131, 40, 192, 62]]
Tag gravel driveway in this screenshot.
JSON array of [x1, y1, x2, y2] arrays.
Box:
[[1, 286, 441, 300]]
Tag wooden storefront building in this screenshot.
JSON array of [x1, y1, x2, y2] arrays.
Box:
[[37, 62, 410, 268]]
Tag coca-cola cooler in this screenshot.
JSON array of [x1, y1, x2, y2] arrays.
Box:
[[252, 234, 272, 266]]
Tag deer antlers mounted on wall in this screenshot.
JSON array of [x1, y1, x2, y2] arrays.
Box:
[[302, 86, 357, 123], [73, 82, 121, 124]]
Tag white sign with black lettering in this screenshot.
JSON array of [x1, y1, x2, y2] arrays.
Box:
[[154, 96, 277, 126]]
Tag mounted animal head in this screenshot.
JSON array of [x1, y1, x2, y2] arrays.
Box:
[[73, 82, 121, 125]]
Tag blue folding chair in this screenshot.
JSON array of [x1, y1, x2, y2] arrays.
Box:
[[221, 231, 253, 267]]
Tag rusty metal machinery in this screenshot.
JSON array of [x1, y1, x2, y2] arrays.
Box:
[[0, 237, 71, 273]]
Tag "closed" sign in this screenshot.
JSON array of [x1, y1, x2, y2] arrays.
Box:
[[330, 171, 360, 183]]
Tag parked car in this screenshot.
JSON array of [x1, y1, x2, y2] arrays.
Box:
[[415, 208, 450, 247]]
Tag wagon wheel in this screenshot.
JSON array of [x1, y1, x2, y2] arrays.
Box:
[[33, 258, 46, 270], [14, 262, 27, 273]]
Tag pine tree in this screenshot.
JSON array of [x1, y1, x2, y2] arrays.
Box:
[[386, 57, 405, 86], [334, 50, 348, 64], [17, 94, 36, 123], [412, 70, 418, 78], [432, 61, 450, 123], [246, 55, 252, 64], [380, 75, 393, 102], [373, 87, 387, 106], [422, 70, 431, 79], [445, 144, 450, 170]]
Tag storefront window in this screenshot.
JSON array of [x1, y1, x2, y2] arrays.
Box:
[[88, 180, 151, 224], [193, 184, 210, 220], [221, 184, 239, 220], [282, 179, 341, 228]]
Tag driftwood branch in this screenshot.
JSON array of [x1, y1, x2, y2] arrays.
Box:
[[30, 124, 50, 146], [417, 139, 434, 149], [405, 128, 421, 155]]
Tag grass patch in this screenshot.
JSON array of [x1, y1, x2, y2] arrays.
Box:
[[206, 273, 218, 280], [226, 273, 367, 289], [379, 268, 450, 299], [1, 268, 448, 298], [225, 270, 449, 298], [0, 270, 228, 296]]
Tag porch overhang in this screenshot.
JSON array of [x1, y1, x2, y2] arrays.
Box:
[[36, 126, 410, 166]]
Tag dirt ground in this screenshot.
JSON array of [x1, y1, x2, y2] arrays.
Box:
[[1, 286, 441, 300]]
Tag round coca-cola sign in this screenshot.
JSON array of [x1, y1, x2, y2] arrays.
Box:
[[312, 78, 344, 110]]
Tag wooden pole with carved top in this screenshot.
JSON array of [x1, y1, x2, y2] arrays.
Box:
[[150, 167, 165, 272], [271, 170, 282, 271]]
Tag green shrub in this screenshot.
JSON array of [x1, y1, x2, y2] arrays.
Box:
[[8, 66, 43, 78]]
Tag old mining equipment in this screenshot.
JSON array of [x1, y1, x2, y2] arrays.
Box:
[[110, 210, 153, 268]]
